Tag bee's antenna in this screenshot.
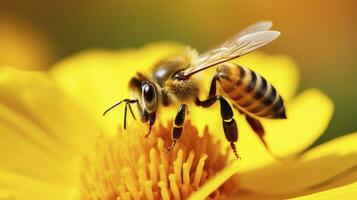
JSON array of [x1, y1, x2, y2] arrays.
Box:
[[102, 99, 138, 116], [103, 99, 138, 130], [102, 100, 126, 116]]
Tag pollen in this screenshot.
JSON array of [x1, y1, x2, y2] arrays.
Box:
[[80, 121, 238, 200]]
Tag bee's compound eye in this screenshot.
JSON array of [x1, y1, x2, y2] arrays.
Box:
[[143, 84, 154, 102], [142, 83, 157, 112]]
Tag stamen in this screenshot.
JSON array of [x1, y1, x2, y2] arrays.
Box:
[[174, 149, 183, 183], [80, 121, 238, 199], [158, 138, 169, 173], [183, 163, 190, 188], [149, 149, 158, 183], [121, 167, 140, 200], [193, 154, 208, 187], [144, 181, 154, 200], [158, 181, 170, 200], [159, 164, 168, 186], [169, 174, 181, 200]]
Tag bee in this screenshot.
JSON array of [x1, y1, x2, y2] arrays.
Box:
[[103, 21, 286, 158]]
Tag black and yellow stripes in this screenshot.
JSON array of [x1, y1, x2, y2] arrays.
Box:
[[217, 63, 286, 119]]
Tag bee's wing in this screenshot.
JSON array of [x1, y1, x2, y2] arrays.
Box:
[[236, 21, 273, 37], [182, 31, 280, 77], [182, 24, 279, 77], [215, 21, 273, 50], [198, 21, 274, 65]]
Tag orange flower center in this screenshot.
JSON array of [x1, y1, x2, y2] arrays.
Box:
[[80, 121, 238, 199]]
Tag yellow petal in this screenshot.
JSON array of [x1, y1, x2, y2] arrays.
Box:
[[0, 66, 98, 183], [188, 161, 239, 200], [239, 132, 357, 194], [0, 169, 69, 200], [293, 181, 357, 200], [0, 119, 70, 184], [236, 52, 300, 100], [50, 42, 185, 135], [226, 190, 289, 200], [0, 66, 99, 152], [264, 89, 334, 157]]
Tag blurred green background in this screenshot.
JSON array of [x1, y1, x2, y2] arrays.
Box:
[[1, 0, 356, 144]]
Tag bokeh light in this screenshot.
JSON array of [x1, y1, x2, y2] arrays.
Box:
[[0, 14, 56, 69]]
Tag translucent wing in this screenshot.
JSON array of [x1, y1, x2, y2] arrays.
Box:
[[236, 21, 273, 37], [182, 22, 280, 77], [198, 21, 274, 65], [217, 21, 273, 49]]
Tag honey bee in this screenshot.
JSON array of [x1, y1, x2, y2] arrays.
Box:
[[103, 21, 286, 158]]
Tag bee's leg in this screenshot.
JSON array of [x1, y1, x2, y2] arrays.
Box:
[[103, 99, 137, 116], [220, 97, 240, 159], [123, 100, 137, 129], [195, 74, 239, 158], [208, 75, 218, 98], [123, 102, 128, 129], [168, 104, 187, 151], [233, 104, 245, 115], [127, 103, 136, 120], [245, 115, 282, 160], [245, 115, 267, 148], [196, 96, 240, 159]]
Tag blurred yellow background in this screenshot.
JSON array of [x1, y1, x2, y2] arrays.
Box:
[[1, 0, 356, 144]]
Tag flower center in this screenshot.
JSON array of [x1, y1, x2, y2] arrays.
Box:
[[80, 121, 237, 199]]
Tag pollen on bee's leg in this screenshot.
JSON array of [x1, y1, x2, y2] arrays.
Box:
[[80, 121, 239, 200], [166, 139, 177, 152]]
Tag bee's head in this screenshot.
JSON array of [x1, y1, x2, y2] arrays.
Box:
[[129, 74, 158, 123]]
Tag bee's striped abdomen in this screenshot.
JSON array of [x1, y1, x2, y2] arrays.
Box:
[[216, 63, 286, 119]]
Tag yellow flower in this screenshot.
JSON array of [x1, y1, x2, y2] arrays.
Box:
[[0, 42, 356, 199]]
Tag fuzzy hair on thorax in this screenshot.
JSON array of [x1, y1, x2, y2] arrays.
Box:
[[129, 47, 200, 107]]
